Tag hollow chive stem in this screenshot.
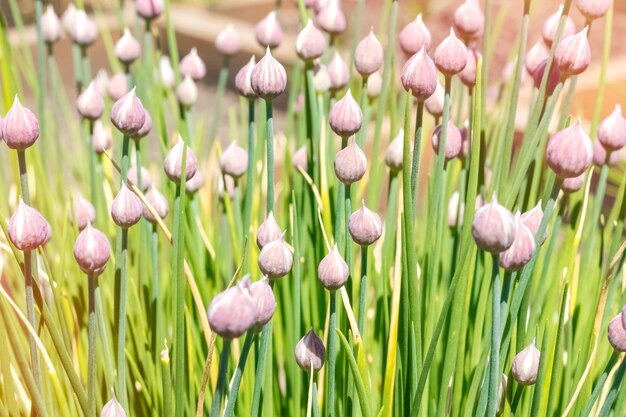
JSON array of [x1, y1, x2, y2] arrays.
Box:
[[326, 291, 338, 417], [410, 99, 424, 206], [250, 321, 273, 417], [88, 120, 98, 215], [243, 98, 256, 273], [223, 332, 255, 417], [306, 365, 315, 417], [266, 99, 275, 211], [209, 55, 230, 146], [357, 246, 368, 334], [210, 340, 232, 417], [87, 273, 97, 417], [486, 254, 502, 417], [161, 345, 173, 417], [304, 61, 320, 185], [150, 223, 161, 355], [356, 76, 368, 147]]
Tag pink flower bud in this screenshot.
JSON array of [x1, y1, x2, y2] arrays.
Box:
[[367, 70, 383, 99], [608, 315, 626, 352], [215, 24, 241, 56], [132, 110, 152, 139], [453, 0, 485, 41], [77, 81, 104, 120], [542, 6, 576, 47], [207, 280, 258, 339], [448, 191, 464, 227], [622, 305, 626, 330], [94, 69, 109, 96], [8, 199, 51, 250], [399, 14, 431, 57], [163, 135, 198, 184], [180, 48, 206, 81], [296, 19, 327, 61], [555, 27, 591, 77], [73, 222, 110, 275], [334, 139, 367, 185], [42, 5, 62, 44], [110, 88, 146, 135], [425, 81, 444, 117], [498, 213, 536, 271], [531, 59, 561, 96], [176, 75, 198, 107], [257, 211, 283, 249], [3, 95, 40, 150], [401, 46, 437, 100], [576, 0, 612, 20], [432, 121, 463, 161], [115, 28, 141, 64], [593, 140, 625, 166], [525, 39, 549, 74], [249, 277, 276, 327], [62, 4, 78, 35], [71, 10, 98, 46], [251, 48, 287, 100], [471, 195, 515, 253], [317, 244, 349, 290], [512, 340, 540, 385], [143, 185, 169, 222], [385, 129, 408, 172], [136, 0, 164, 20], [108, 72, 129, 101], [127, 165, 152, 190], [101, 396, 126, 417], [69, 192, 96, 230], [327, 51, 349, 92], [560, 173, 586, 194], [314, 64, 331, 93], [255, 11, 284, 48], [111, 183, 142, 228], [434, 28, 467, 76], [92, 120, 112, 154], [329, 89, 363, 137], [597, 105, 626, 151], [0, 114, 4, 142], [160, 56, 175, 88], [546, 121, 593, 178], [258, 235, 293, 279], [186, 170, 205, 194], [295, 329, 325, 372], [459, 48, 480, 87], [293, 146, 308, 171], [349, 201, 383, 246], [235, 56, 257, 99], [520, 201, 547, 245], [220, 141, 249, 178], [316, 0, 346, 36], [354, 29, 384, 77]]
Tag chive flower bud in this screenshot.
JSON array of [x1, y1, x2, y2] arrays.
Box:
[[366, 71, 382, 99], [559, 173, 585, 194], [425, 81, 444, 117], [115, 28, 141, 64], [555, 27, 591, 77], [186, 170, 205, 194], [69, 192, 96, 230], [111, 183, 142, 228], [42, 5, 62, 44], [8, 199, 51, 250], [77, 81, 105, 121], [127, 165, 152, 190], [215, 24, 241, 56], [251, 48, 287, 100], [135, 0, 164, 20], [317, 245, 349, 290], [220, 141, 249, 179], [453, 0, 485, 42], [459, 48, 480, 87], [329, 89, 363, 137], [401, 46, 437, 100], [399, 14, 431, 57], [434, 28, 467, 76], [255, 11, 284, 48], [328, 51, 349, 92], [498, 213, 536, 271], [334, 139, 367, 185], [597, 105, 626, 151], [110, 88, 146, 135], [180, 47, 206, 81], [62, 4, 77, 35], [546, 121, 593, 178], [593, 140, 625, 166], [235, 56, 257, 99], [608, 315, 626, 352], [542, 6, 575, 47], [316, 0, 346, 36], [293, 146, 308, 171], [471, 195, 515, 253], [160, 56, 175, 88], [3, 95, 40, 150], [176, 75, 198, 107], [163, 135, 198, 184], [531, 59, 561, 96], [296, 19, 327, 61], [143, 185, 169, 223], [92, 120, 112, 154], [249, 276, 276, 327], [520, 201, 547, 245], [432, 121, 463, 161], [385, 129, 409, 172], [295, 330, 326, 372], [511, 340, 540, 385], [576, 0, 612, 20], [349, 201, 383, 246], [73, 222, 110, 275], [525, 39, 549, 74], [207, 280, 258, 339], [71, 10, 97, 46], [257, 211, 283, 249], [258, 235, 293, 279], [108, 72, 129, 101], [314, 64, 331, 93], [101, 396, 126, 417], [354, 29, 384, 77]]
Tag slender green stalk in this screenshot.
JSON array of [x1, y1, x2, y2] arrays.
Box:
[[87, 273, 97, 417], [209, 56, 230, 145], [357, 246, 367, 334], [243, 99, 256, 273], [210, 340, 232, 417], [223, 332, 255, 417], [35, 0, 46, 169], [325, 291, 338, 417], [88, 120, 98, 213], [161, 345, 173, 417], [410, 99, 424, 206], [266, 99, 275, 211], [306, 366, 315, 417], [250, 323, 273, 417], [486, 255, 501, 417], [150, 224, 161, 356], [356, 77, 368, 148]]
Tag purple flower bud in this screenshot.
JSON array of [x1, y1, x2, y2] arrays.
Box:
[[71, 10, 98, 46], [132, 110, 152, 139], [127, 165, 152, 190], [110, 88, 146, 135], [176, 75, 198, 107], [401, 46, 437, 100], [69, 192, 96, 230], [62, 4, 78, 35], [593, 140, 625, 166], [454, 0, 485, 42], [525, 39, 549, 75], [334, 139, 367, 185], [235, 56, 257, 99], [293, 146, 308, 171], [385, 129, 409, 172], [597, 105, 626, 151], [432, 121, 463, 161], [608, 315, 626, 352], [296, 19, 327, 61], [399, 14, 431, 57], [349, 201, 383, 246], [159, 56, 175, 88], [314, 64, 331, 93], [576, 0, 612, 20], [317, 245, 349, 290], [316, 0, 346, 36], [255, 11, 284, 48], [546, 121, 593, 178], [434, 28, 467, 76], [459, 48, 480, 87], [542, 6, 576, 47], [101, 396, 126, 417], [215, 24, 241, 56], [0, 114, 4, 142], [555, 27, 591, 77], [295, 329, 326, 372], [218, 168, 235, 198], [42, 5, 62, 44], [111, 183, 142, 228], [257, 211, 283, 249], [8, 199, 51, 250], [108, 72, 129, 101], [512, 340, 540, 385], [77, 81, 105, 121], [251, 48, 287, 100], [367, 71, 383, 99], [531, 59, 561, 96], [92, 120, 112, 154], [258, 235, 293, 279], [249, 277, 276, 327], [329, 89, 363, 137], [425, 81, 444, 117], [354, 29, 384, 77], [3, 95, 40, 150], [73, 222, 110, 275], [559, 173, 586, 194], [499, 213, 536, 271], [115, 28, 141, 64], [163, 135, 198, 184], [327, 51, 349, 92], [520, 201, 547, 245], [220, 141, 249, 179], [622, 305, 626, 330], [143, 185, 169, 222], [207, 281, 258, 339], [180, 48, 206, 81], [136, 0, 164, 20], [471, 196, 515, 253], [186, 170, 205, 194]]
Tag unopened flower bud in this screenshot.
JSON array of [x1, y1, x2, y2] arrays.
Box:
[[349, 201, 383, 246], [525, 39, 549, 74], [92, 120, 112, 154], [385, 129, 409, 172], [77, 81, 104, 120], [576, 0, 612, 20], [296, 19, 327, 61], [258, 235, 293, 279], [453, 0, 485, 41], [111, 88, 146, 135], [459, 48, 480, 87], [520, 201, 547, 245], [108, 72, 129, 101], [434, 28, 467, 76], [432, 121, 463, 161], [74, 222, 110, 275], [235, 56, 257, 99], [471, 195, 515, 253], [257, 211, 283, 249], [143, 185, 169, 222], [531, 59, 561, 96], [354, 29, 384, 77], [499, 213, 536, 271], [255, 11, 283, 48], [42, 5, 62, 44], [316, 0, 346, 36], [101, 396, 126, 417], [546, 121, 593, 178], [608, 315, 626, 352], [176, 75, 198, 107], [3, 95, 40, 150], [593, 140, 625, 166], [115, 28, 141, 64], [560, 173, 586, 194], [62, 4, 78, 35], [163, 135, 198, 184], [69, 192, 96, 230], [621, 305, 626, 330], [314, 64, 331, 93], [329, 89, 363, 137], [71, 10, 98, 46], [555, 27, 591, 77], [207, 280, 258, 339], [328, 51, 349, 92], [160, 56, 175, 88], [111, 183, 142, 228], [401, 46, 437, 100], [127, 165, 152, 190], [542, 6, 576, 47], [251, 48, 287, 100], [215, 24, 241, 56], [295, 330, 326, 372], [318, 245, 349, 290], [293, 146, 308, 171], [249, 277, 276, 326], [597, 105, 626, 151], [511, 340, 540, 385], [8, 199, 51, 250], [366, 71, 382, 99], [425, 81, 444, 117], [186, 170, 205, 194], [180, 48, 206, 81], [220, 141, 248, 179], [334, 140, 367, 185], [135, 0, 164, 20], [399, 14, 431, 57]]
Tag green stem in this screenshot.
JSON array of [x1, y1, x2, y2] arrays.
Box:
[[210, 340, 232, 417], [88, 120, 97, 214], [325, 291, 337, 417], [357, 246, 367, 335], [88, 273, 97, 417], [161, 346, 173, 417], [209, 57, 230, 145], [243, 99, 256, 273], [250, 322, 273, 417], [486, 255, 501, 417], [266, 100, 275, 211], [151, 224, 161, 356], [223, 332, 255, 417], [410, 99, 424, 207]]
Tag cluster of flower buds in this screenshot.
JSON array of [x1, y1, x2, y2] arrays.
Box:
[[256, 212, 293, 279]]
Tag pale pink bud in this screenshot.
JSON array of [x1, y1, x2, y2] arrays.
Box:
[[525, 39, 549, 74], [349, 201, 383, 246], [235, 56, 257, 99], [71, 10, 98, 46], [520, 201, 547, 245], [576, 0, 612, 20], [42, 5, 62, 44], [94, 69, 109, 96], [459, 48, 480, 87], [257, 211, 283, 249], [77, 81, 104, 120], [127, 165, 152, 190], [354, 29, 384, 77], [185, 170, 205, 194], [251, 48, 287, 100], [61, 4, 78, 35], [73, 222, 110, 275], [293, 146, 308, 171], [327, 51, 349, 92], [108, 72, 129, 101], [115, 28, 141, 64], [448, 191, 464, 227], [597, 105, 626, 151], [258, 235, 293, 279], [608, 315, 626, 352], [453, 0, 485, 41], [180, 48, 206, 81], [92, 120, 112, 154], [385, 129, 408, 172], [560, 173, 585, 193], [69, 192, 96, 230], [512, 340, 540, 385], [8, 199, 51, 250], [207, 280, 258, 339], [101, 396, 127, 417], [220, 141, 249, 179], [163, 135, 198, 184], [432, 121, 463, 161], [334, 140, 367, 185], [542, 6, 576, 47], [296, 19, 327, 61], [555, 27, 591, 77], [329, 89, 363, 137], [367, 71, 382, 99], [532, 59, 561, 96], [136, 0, 164, 20], [434, 28, 467, 76], [316, 0, 346, 36], [498, 374, 508, 414], [255, 11, 284, 48], [132, 110, 152, 139], [498, 213, 536, 271], [215, 24, 241, 56], [425, 81, 444, 117], [471, 195, 515, 253], [176, 75, 198, 107], [160, 56, 175, 88], [111, 183, 142, 228], [546, 121, 593, 178], [401, 46, 437, 100], [295, 330, 325, 372], [399, 14, 431, 57], [143, 185, 169, 222], [249, 277, 276, 327], [110, 88, 146, 135], [317, 245, 349, 290], [622, 305, 626, 330], [314, 64, 331, 93], [593, 140, 625, 166], [3, 95, 40, 150]]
